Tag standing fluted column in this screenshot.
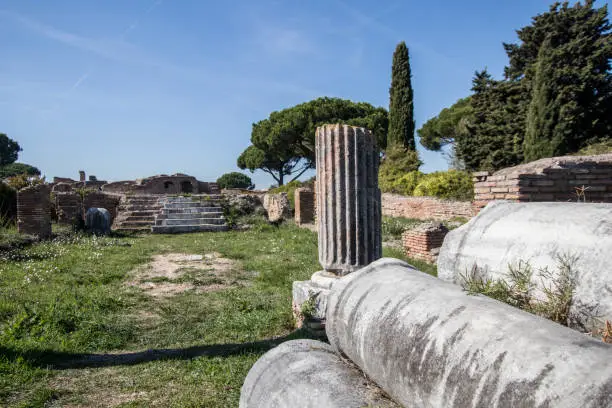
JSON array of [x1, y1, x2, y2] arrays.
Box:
[[316, 124, 382, 275]]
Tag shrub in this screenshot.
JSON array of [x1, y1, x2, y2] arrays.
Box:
[[380, 170, 424, 195], [413, 170, 473, 201], [459, 254, 595, 329], [0, 182, 16, 222], [575, 139, 612, 156], [5, 174, 45, 191], [0, 163, 41, 179], [381, 216, 422, 240], [217, 172, 255, 190], [269, 178, 314, 209], [379, 145, 422, 194]]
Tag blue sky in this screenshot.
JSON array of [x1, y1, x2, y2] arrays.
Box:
[[0, 0, 581, 188]]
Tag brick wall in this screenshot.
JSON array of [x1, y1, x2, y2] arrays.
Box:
[[55, 193, 82, 224], [402, 223, 449, 263], [382, 194, 475, 221], [295, 188, 315, 225], [17, 184, 51, 238], [83, 192, 121, 222], [55, 192, 120, 224], [473, 153, 612, 210]]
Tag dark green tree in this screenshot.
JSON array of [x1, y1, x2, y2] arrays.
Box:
[[418, 97, 473, 151], [238, 97, 388, 185], [388, 42, 415, 149], [462, 70, 527, 171], [0, 134, 22, 166], [0, 163, 41, 179], [216, 172, 255, 190], [522, 2, 612, 160]]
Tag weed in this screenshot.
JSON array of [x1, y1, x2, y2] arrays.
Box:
[[381, 216, 423, 240], [459, 253, 597, 329], [300, 292, 318, 319]]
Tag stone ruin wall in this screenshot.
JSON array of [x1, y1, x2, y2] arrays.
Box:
[[17, 184, 51, 238], [54, 192, 120, 224], [102, 177, 218, 195], [473, 153, 612, 210], [83, 193, 121, 222]]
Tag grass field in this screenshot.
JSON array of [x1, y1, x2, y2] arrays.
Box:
[[0, 218, 434, 407]]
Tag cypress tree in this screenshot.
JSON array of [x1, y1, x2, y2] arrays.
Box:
[[388, 42, 415, 150], [524, 37, 559, 161]]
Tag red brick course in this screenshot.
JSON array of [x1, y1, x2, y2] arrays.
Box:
[[17, 184, 51, 238], [402, 223, 449, 263], [382, 194, 475, 221], [294, 188, 315, 225], [473, 154, 612, 211]]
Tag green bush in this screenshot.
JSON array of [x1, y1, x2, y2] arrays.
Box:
[[575, 139, 612, 156], [0, 181, 16, 215], [379, 145, 422, 194], [269, 178, 314, 209], [413, 170, 473, 201], [216, 172, 255, 190], [0, 163, 40, 179], [380, 171, 424, 195]]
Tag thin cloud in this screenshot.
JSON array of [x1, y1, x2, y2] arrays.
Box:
[[0, 10, 139, 62], [70, 72, 90, 90], [333, 0, 453, 64], [253, 22, 317, 56]]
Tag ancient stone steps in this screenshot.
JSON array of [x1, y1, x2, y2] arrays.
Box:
[[156, 211, 223, 219], [160, 207, 223, 215], [112, 195, 163, 232], [152, 195, 228, 234], [151, 224, 228, 233], [155, 217, 226, 226]]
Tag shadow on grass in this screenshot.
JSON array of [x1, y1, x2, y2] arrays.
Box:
[[0, 330, 318, 370]]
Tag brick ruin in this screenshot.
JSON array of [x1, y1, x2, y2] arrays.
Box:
[[473, 153, 612, 210], [51, 171, 219, 196], [17, 184, 52, 238], [401, 222, 449, 263], [294, 188, 315, 225], [382, 194, 475, 221]]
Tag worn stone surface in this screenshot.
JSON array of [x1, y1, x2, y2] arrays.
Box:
[[326, 258, 612, 408], [17, 184, 51, 238], [316, 124, 381, 275], [85, 208, 111, 235], [263, 193, 291, 222], [294, 188, 315, 225], [239, 339, 399, 408], [438, 201, 612, 328]]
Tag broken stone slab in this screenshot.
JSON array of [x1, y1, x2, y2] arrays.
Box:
[[263, 193, 291, 222], [239, 339, 399, 408], [437, 201, 612, 329], [292, 277, 331, 321], [326, 258, 612, 408], [85, 207, 111, 235]]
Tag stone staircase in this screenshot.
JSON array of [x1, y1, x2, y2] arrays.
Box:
[[152, 195, 228, 234], [112, 195, 163, 232]]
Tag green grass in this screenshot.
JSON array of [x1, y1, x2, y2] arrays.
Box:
[[0, 220, 437, 407]]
